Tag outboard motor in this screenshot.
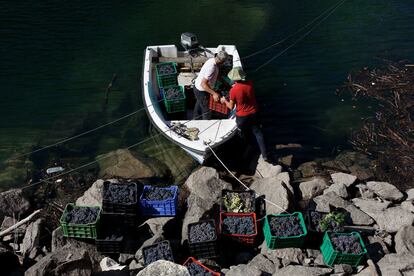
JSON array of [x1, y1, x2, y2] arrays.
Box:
[[181, 32, 199, 51]]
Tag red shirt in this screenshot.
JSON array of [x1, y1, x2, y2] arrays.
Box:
[[229, 80, 258, 117]]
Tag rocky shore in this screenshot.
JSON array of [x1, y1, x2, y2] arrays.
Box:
[[1, 148, 413, 276]]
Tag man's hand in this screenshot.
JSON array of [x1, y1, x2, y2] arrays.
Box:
[[212, 92, 220, 102], [220, 96, 226, 104]]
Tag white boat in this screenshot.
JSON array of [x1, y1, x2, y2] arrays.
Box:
[[142, 34, 242, 163]]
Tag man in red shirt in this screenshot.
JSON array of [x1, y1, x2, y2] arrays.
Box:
[[221, 67, 268, 161]]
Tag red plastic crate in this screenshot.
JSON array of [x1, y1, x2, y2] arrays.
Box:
[[183, 257, 220, 276], [209, 96, 229, 115], [219, 212, 257, 245]]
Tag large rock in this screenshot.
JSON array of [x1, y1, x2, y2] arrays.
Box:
[[297, 161, 320, 178], [250, 178, 291, 214], [1, 215, 27, 234], [395, 225, 414, 255], [401, 200, 414, 213], [313, 192, 374, 225], [254, 158, 282, 179], [225, 264, 262, 276], [275, 265, 332, 276], [21, 218, 43, 256], [181, 167, 231, 243], [299, 178, 329, 200], [76, 179, 114, 207], [370, 207, 414, 233], [136, 260, 190, 276], [366, 181, 404, 201], [247, 253, 278, 274], [323, 183, 348, 198], [143, 217, 175, 237], [351, 198, 391, 216], [0, 189, 30, 219], [357, 253, 414, 276], [25, 244, 92, 276], [407, 188, 414, 201], [97, 149, 170, 179], [260, 242, 305, 266], [331, 173, 357, 187]]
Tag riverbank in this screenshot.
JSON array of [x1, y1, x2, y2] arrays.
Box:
[[1, 145, 413, 275]]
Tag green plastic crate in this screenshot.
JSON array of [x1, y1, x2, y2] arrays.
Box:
[[60, 204, 101, 239], [161, 85, 186, 113], [263, 212, 307, 249], [320, 232, 367, 267], [156, 62, 178, 88]]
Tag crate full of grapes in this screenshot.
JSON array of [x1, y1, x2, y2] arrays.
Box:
[[221, 189, 255, 213], [320, 232, 367, 267], [142, 240, 174, 266], [60, 204, 101, 239], [156, 62, 178, 88], [219, 212, 257, 245], [183, 257, 220, 276], [102, 181, 138, 214], [140, 185, 178, 217], [160, 85, 186, 113], [263, 212, 307, 249], [188, 220, 219, 259]]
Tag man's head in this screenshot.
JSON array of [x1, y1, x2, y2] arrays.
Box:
[[215, 50, 229, 65]]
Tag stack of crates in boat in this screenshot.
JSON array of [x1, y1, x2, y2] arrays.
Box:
[[156, 62, 178, 88]]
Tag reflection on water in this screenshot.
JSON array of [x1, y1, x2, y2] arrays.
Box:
[[0, 0, 413, 188]]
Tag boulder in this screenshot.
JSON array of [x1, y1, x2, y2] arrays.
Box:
[[76, 179, 110, 207], [356, 184, 375, 199], [407, 188, 414, 201], [401, 200, 414, 213], [226, 264, 262, 276], [181, 167, 231, 243], [254, 158, 282, 179], [395, 225, 414, 255], [21, 218, 43, 256], [299, 178, 329, 200], [366, 181, 404, 201], [297, 161, 320, 178], [334, 264, 353, 274], [275, 265, 332, 276], [97, 149, 170, 179], [323, 183, 348, 198], [1, 215, 27, 234], [250, 178, 291, 214], [0, 189, 30, 219], [142, 217, 175, 237], [347, 164, 374, 181], [313, 192, 374, 225], [100, 256, 126, 271], [331, 173, 357, 187], [357, 253, 414, 276], [260, 242, 305, 266], [351, 198, 391, 216], [322, 160, 349, 172], [247, 253, 278, 274], [136, 260, 190, 276], [370, 207, 414, 233], [25, 244, 92, 276]]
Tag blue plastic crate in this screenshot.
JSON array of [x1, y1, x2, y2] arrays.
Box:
[[140, 185, 178, 217]]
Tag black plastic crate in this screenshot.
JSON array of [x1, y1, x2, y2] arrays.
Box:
[[142, 240, 174, 266], [102, 181, 138, 214], [96, 233, 123, 253], [221, 189, 256, 213], [188, 220, 219, 259], [100, 211, 137, 228]]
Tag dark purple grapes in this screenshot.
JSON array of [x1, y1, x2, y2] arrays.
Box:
[[222, 216, 255, 235], [103, 182, 136, 204], [186, 262, 214, 276], [163, 87, 184, 100], [64, 206, 99, 224], [143, 187, 174, 201], [189, 221, 216, 243], [157, 64, 176, 75], [143, 241, 174, 266], [269, 215, 304, 237], [331, 235, 363, 254]]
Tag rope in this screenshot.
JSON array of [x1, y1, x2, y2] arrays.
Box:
[[206, 143, 291, 214], [14, 99, 164, 158], [237, 0, 347, 62], [253, 0, 347, 72]]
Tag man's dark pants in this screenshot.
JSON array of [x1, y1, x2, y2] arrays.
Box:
[[236, 113, 267, 158], [193, 86, 211, 120]]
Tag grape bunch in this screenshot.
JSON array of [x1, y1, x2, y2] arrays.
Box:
[[143, 241, 174, 266], [102, 233, 123, 241], [64, 206, 100, 224], [143, 187, 174, 201], [103, 183, 136, 204], [189, 221, 216, 243], [157, 64, 175, 75], [163, 87, 183, 100], [269, 215, 304, 237], [186, 262, 214, 276], [331, 234, 363, 254], [222, 216, 255, 235]]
